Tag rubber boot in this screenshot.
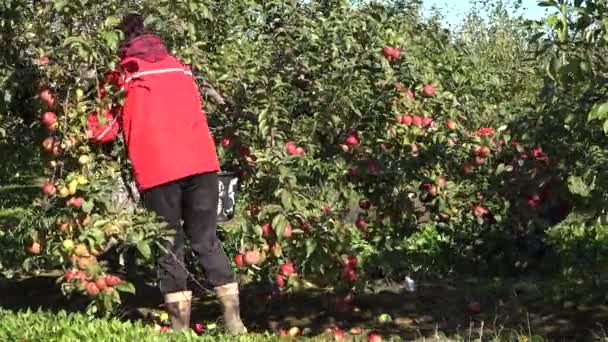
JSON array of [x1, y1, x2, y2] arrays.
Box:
[[214, 282, 247, 334], [164, 290, 192, 331]]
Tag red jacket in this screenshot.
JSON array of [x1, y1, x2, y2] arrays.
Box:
[[118, 34, 220, 191]]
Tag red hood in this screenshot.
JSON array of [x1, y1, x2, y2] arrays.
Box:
[[119, 34, 169, 63]]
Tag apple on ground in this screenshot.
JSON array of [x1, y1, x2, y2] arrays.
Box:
[[333, 328, 345, 341], [368, 331, 383, 342]]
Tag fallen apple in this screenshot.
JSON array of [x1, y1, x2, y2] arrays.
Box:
[[368, 331, 383, 342]]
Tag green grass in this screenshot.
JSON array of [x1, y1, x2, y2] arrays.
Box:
[[0, 309, 318, 342], [0, 309, 546, 342]]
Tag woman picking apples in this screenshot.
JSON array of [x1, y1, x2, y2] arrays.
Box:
[[116, 14, 246, 334]]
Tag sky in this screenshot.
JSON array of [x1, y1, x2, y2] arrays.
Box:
[[422, 0, 550, 25]]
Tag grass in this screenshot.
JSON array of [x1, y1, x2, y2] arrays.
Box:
[[0, 309, 543, 342], [0, 309, 302, 342]]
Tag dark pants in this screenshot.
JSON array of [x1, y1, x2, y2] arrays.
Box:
[[141, 172, 235, 294]]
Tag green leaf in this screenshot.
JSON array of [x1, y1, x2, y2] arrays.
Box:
[[305, 239, 317, 258], [82, 201, 94, 214], [271, 214, 289, 238], [280, 190, 292, 210], [136, 241, 151, 259], [495, 163, 506, 175], [115, 281, 136, 295], [54, 0, 69, 11], [568, 175, 594, 197]]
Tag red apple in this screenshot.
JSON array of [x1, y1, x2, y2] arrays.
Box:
[[234, 253, 244, 267], [406, 90, 414, 99], [345, 135, 359, 146], [86, 282, 100, 296], [422, 84, 435, 97], [411, 115, 423, 127], [261, 223, 274, 238], [438, 176, 447, 188], [368, 331, 383, 342], [67, 197, 84, 208], [280, 262, 295, 277], [282, 224, 292, 238], [65, 269, 76, 281], [447, 119, 456, 130], [105, 275, 121, 287], [382, 46, 400, 60], [344, 255, 357, 267], [42, 182, 56, 196], [342, 266, 358, 281], [478, 145, 491, 157], [95, 277, 108, 291], [275, 274, 286, 288], [333, 328, 346, 341], [295, 146, 305, 155], [421, 116, 433, 127], [286, 141, 298, 155], [42, 111, 58, 130], [221, 136, 232, 148], [474, 156, 486, 165], [411, 143, 419, 154], [27, 241, 42, 255], [356, 217, 367, 230], [527, 194, 541, 209], [244, 251, 261, 265], [399, 115, 412, 125], [38, 88, 56, 107], [473, 205, 488, 217]]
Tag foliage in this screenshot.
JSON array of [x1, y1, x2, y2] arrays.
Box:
[[4, 0, 608, 317]]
